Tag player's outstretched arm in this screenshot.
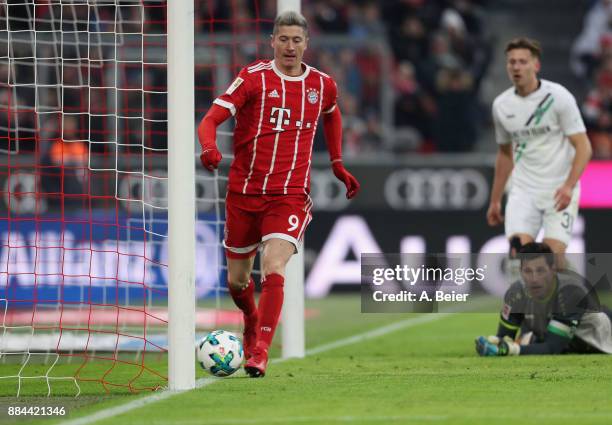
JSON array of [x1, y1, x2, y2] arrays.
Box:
[[323, 106, 360, 199], [554, 133, 592, 211], [197, 104, 231, 171], [476, 326, 572, 356], [518, 333, 571, 355], [487, 143, 513, 226]]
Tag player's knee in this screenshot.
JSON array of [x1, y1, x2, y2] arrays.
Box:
[[262, 258, 287, 277], [227, 271, 250, 290], [261, 241, 293, 276]]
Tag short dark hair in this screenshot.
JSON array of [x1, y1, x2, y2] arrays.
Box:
[[505, 37, 541, 59], [273, 11, 308, 37], [518, 242, 554, 268]]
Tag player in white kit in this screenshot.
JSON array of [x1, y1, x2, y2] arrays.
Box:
[[487, 38, 592, 259]]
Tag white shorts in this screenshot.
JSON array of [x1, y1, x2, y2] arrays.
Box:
[[504, 185, 580, 245]]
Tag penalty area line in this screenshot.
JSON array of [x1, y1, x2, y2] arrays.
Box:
[[58, 313, 450, 425]]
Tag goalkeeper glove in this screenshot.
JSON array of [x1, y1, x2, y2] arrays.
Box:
[[332, 161, 360, 199], [475, 335, 520, 356], [200, 148, 222, 171], [475, 335, 500, 356]]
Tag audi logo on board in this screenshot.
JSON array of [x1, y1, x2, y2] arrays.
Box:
[[0, 166, 492, 213], [384, 168, 489, 210]]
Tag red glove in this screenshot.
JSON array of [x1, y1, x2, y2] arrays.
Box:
[[332, 161, 360, 199], [200, 148, 222, 171], [198, 104, 231, 171]]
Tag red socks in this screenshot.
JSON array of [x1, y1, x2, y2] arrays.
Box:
[[228, 277, 257, 317], [257, 273, 285, 349], [228, 274, 285, 350]]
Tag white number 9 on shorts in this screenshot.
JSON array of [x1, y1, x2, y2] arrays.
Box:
[[287, 214, 300, 231]]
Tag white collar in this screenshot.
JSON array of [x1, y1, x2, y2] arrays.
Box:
[[271, 60, 310, 81]]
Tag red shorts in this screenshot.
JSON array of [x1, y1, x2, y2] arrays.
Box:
[[223, 191, 313, 259]]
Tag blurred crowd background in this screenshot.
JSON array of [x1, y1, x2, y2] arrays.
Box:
[[303, 0, 492, 155], [2, 0, 612, 161], [573, 0, 612, 158], [197, 0, 612, 158], [197, 0, 493, 155]]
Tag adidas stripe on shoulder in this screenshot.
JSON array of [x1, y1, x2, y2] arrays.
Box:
[[247, 61, 272, 74]]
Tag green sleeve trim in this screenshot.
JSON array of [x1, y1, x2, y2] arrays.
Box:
[[499, 318, 520, 331], [547, 323, 571, 339]]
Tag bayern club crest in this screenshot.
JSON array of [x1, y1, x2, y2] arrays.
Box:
[[307, 88, 319, 104]]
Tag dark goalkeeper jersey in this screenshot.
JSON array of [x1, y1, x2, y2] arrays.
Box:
[[499, 270, 612, 354]]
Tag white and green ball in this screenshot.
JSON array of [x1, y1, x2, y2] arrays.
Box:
[[196, 330, 244, 377]]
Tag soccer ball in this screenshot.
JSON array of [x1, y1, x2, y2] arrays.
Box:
[[196, 330, 244, 377]]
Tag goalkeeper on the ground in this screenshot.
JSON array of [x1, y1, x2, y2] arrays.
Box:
[[476, 242, 612, 356]]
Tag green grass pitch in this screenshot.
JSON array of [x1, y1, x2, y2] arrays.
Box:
[[1, 295, 612, 425]]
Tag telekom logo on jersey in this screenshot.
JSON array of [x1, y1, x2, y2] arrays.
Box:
[[269, 107, 312, 132], [269, 107, 290, 131]]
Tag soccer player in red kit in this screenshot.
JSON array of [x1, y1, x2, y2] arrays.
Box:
[[198, 11, 360, 377]]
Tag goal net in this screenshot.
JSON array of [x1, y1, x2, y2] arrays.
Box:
[[0, 0, 272, 396]]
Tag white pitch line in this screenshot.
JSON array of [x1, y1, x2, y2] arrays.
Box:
[[58, 313, 450, 425], [305, 313, 449, 356]]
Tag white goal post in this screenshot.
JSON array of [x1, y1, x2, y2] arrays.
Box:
[[277, 0, 305, 361], [167, 1, 196, 391]]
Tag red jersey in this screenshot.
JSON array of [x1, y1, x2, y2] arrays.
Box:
[[213, 60, 338, 195]]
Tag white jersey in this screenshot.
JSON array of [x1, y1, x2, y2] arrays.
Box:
[[492, 79, 586, 193]]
